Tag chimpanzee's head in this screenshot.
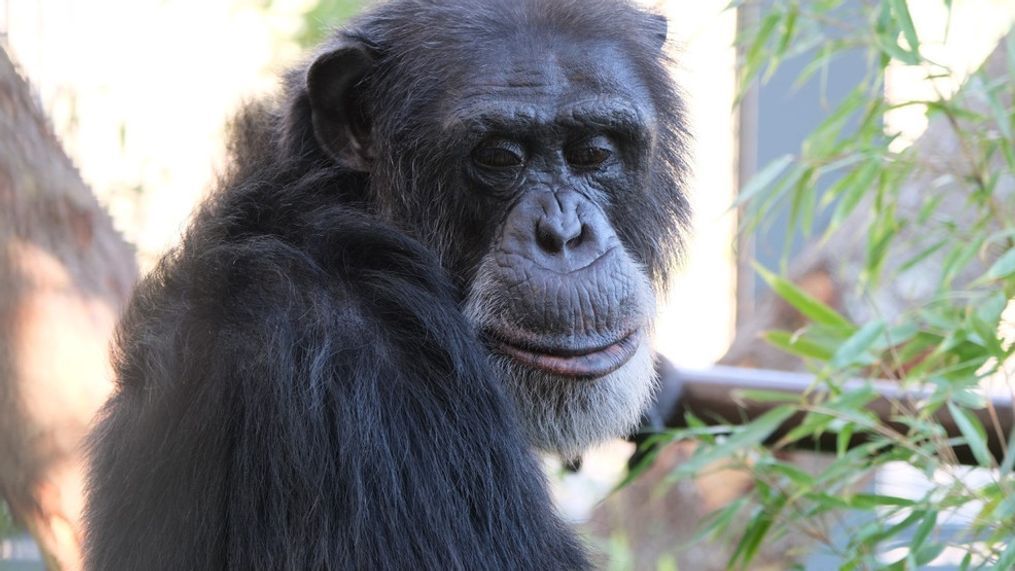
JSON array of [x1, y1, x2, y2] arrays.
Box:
[[305, 0, 689, 459]]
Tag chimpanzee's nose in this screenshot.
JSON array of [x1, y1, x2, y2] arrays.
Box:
[[522, 190, 611, 271], [496, 189, 616, 273], [536, 214, 586, 254]]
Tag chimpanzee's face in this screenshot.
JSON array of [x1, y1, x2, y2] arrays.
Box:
[[307, 8, 685, 459], [451, 39, 660, 459]]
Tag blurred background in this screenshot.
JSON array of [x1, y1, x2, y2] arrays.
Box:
[[1, 0, 1013, 569]]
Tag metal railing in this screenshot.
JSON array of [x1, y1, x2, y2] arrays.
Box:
[[651, 361, 1013, 467]]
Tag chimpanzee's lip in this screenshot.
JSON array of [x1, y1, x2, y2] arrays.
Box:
[[485, 328, 641, 379]]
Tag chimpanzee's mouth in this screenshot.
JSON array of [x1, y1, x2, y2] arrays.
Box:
[[485, 328, 641, 379]]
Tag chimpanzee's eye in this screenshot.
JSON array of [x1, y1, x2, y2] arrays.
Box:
[[565, 137, 615, 168], [472, 141, 525, 169]]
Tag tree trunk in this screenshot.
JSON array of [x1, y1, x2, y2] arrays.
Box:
[[0, 46, 136, 570]]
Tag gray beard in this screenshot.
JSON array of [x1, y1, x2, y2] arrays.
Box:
[[486, 341, 658, 461]]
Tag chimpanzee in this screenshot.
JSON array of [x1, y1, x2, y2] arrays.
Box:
[[83, 0, 690, 568]]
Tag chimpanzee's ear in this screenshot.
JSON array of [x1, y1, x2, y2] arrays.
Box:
[[648, 13, 668, 50], [306, 37, 376, 171]]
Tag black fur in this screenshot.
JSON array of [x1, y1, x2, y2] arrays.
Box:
[[85, 205, 585, 569], [85, 0, 689, 568]]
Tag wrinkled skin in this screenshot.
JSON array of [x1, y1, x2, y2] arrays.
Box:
[[456, 53, 663, 457]]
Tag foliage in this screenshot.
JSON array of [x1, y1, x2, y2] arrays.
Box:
[[296, 0, 364, 48], [645, 0, 1015, 569]]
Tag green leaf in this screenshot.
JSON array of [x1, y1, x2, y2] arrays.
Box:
[[827, 160, 880, 232], [893, 330, 937, 367], [983, 249, 1015, 280], [909, 510, 938, 553], [733, 154, 795, 209], [913, 543, 946, 566], [940, 235, 985, 288], [976, 291, 1009, 328], [897, 240, 946, 274], [740, 10, 785, 97], [826, 384, 880, 412], [916, 192, 945, 225], [616, 441, 662, 490], [996, 540, 1015, 571], [993, 492, 1015, 521], [762, 461, 815, 488], [729, 505, 779, 569], [674, 406, 796, 478], [747, 10, 782, 65], [780, 412, 835, 446], [848, 493, 916, 509], [695, 497, 748, 542], [875, 31, 919, 65], [836, 424, 854, 457], [983, 80, 1014, 141], [805, 492, 852, 512], [890, 0, 920, 57], [775, 6, 798, 55], [951, 390, 986, 410], [763, 330, 835, 361], [856, 509, 924, 544], [1008, 29, 1015, 76], [763, 5, 799, 81], [795, 43, 838, 89], [754, 265, 855, 332], [735, 388, 802, 404], [787, 168, 819, 236], [947, 401, 992, 467], [968, 313, 1004, 359], [830, 320, 886, 369], [1000, 419, 1015, 474]]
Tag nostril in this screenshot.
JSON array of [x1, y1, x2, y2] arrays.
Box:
[[536, 218, 585, 255], [537, 222, 565, 253], [565, 224, 587, 250]]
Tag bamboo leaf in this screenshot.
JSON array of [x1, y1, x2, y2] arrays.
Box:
[[849, 493, 916, 508], [735, 388, 802, 404], [763, 330, 835, 361], [742, 11, 784, 89], [983, 248, 1015, 280], [695, 497, 748, 541], [836, 423, 854, 457], [1001, 420, 1015, 474], [876, 31, 919, 65], [947, 401, 992, 467], [910, 510, 938, 555], [831, 320, 886, 368], [913, 543, 946, 566], [890, 0, 920, 57], [995, 539, 1015, 570], [897, 240, 946, 274], [733, 154, 795, 209], [729, 505, 780, 569], [674, 406, 796, 478], [983, 80, 1013, 141], [827, 160, 880, 232], [754, 265, 855, 332]]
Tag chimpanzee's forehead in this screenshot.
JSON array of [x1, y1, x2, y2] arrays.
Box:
[[442, 37, 655, 127]]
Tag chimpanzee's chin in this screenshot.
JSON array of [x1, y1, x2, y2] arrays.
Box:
[[489, 338, 658, 459]]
